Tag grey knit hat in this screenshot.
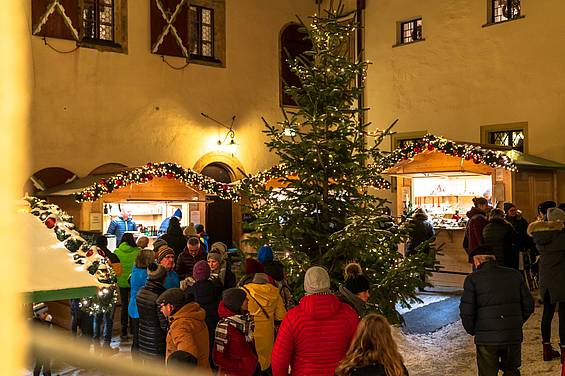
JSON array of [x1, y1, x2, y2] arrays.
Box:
[[152, 238, 168, 252], [548, 207, 565, 222], [304, 266, 331, 295], [207, 252, 222, 264]]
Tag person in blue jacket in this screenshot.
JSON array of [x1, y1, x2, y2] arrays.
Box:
[[107, 209, 137, 244], [158, 208, 182, 236]]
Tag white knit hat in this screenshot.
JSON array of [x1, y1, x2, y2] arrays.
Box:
[[547, 207, 565, 222], [304, 266, 331, 295]]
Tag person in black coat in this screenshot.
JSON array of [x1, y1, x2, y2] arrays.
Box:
[[528, 207, 565, 362], [459, 245, 534, 376], [482, 208, 518, 269], [136, 263, 168, 361], [159, 217, 188, 261], [405, 208, 435, 257], [186, 260, 223, 368]]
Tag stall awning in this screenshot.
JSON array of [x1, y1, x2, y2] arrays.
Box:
[[37, 173, 117, 196], [19, 212, 99, 302]]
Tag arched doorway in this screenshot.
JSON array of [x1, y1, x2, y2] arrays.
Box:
[[201, 162, 233, 248], [23, 167, 78, 196]]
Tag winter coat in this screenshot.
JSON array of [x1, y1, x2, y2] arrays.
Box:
[[459, 261, 534, 345], [242, 282, 287, 370], [463, 207, 488, 262], [106, 216, 137, 245], [213, 301, 260, 376], [163, 270, 180, 289], [337, 285, 366, 317], [506, 215, 531, 252], [482, 217, 517, 269], [528, 220, 565, 304], [211, 261, 237, 290], [160, 233, 187, 260], [165, 302, 210, 371], [187, 279, 223, 357], [114, 243, 141, 288], [128, 266, 148, 319], [271, 294, 359, 376], [136, 280, 167, 358], [346, 363, 409, 376], [405, 213, 435, 256], [176, 248, 207, 281], [158, 209, 183, 235], [103, 247, 122, 277]]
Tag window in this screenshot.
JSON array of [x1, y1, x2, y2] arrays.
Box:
[[190, 5, 214, 58], [489, 129, 525, 152], [398, 138, 423, 149], [31, 0, 127, 52], [481, 123, 528, 153], [391, 131, 428, 149], [400, 18, 423, 44], [280, 23, 314, 107], [492, 0, 521, 23], [82, 0, 114, 42]]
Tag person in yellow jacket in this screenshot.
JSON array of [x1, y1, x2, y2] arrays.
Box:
[[242, 272, 287, 373], [157, 288, 211, 372]]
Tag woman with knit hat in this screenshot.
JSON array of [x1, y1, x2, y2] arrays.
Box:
[[187, 260, 223, 368], [272, 266, 359, 376], [208, 244, 236, 289], [242, 272, 286, 373], [213, 288, 260, 376], [338, 262, 371, 317]]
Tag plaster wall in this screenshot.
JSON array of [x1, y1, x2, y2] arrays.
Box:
[[363, 0, 565, 166], [28, 1, 316, 179]]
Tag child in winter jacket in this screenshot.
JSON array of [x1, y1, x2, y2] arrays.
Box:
[[213, 288, 260, 376]]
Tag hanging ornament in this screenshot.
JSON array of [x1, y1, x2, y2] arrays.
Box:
[[44, 216, 57, 229]]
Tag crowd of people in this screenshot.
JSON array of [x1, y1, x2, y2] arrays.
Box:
[[30, 198, 565, 376], [459, 199, 565, 376]]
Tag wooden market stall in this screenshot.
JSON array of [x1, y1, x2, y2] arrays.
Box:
[[37, 163, 239, 249], [384, 135, 565, 287]]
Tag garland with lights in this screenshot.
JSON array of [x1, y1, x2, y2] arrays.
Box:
[[25, 196, 118, 314], [74, 162, 239, 202], [373, 134, 517, 172]]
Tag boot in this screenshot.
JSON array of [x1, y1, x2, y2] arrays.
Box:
[[543, 343, 560, 361]]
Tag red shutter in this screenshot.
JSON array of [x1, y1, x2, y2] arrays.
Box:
[[150, 0, 189, 58], [32, 0, 80, 41]]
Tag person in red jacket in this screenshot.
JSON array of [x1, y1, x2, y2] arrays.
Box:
[[463, 197, 490, 264], [213, 288, 260, 376], [271, 266, 359, 376]]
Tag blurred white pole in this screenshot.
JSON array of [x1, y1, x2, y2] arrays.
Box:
[[0, 0, 31, 374]]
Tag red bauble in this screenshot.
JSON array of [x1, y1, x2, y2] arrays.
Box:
[[414, 147, 422, 153], [465, 155, 471, 160], [427, 144, 435, 151], [86, 249, 94, 257], [147, 174, 154, 180], [146, 162, 153, 168], [45, 217, 56, 229], [222, 184, 228, 191], [166, 173, 174, 179], [473, 156, 481, 164], [115, 179, 123, 186], [97, 249, 106, 257]]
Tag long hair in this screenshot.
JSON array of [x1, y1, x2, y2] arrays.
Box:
[[120, 233, 137, 248], [135, 249, 155, 268], [335, 314, 405, 376]]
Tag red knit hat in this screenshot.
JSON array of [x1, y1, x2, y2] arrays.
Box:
[[245, 258, 264, 274]]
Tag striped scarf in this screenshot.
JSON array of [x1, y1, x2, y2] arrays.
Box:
[[214, 313, 254, 353]]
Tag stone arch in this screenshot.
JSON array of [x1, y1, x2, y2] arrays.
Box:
[[192, 152, 246, 182], [24, 167, 78, 196]]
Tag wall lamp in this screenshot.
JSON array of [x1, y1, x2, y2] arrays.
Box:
[[201, 112, 238, 153]]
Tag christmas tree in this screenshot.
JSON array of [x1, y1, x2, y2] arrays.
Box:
[[242, 2, 437, 323]]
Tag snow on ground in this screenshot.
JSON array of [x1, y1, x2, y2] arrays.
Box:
[[396, 300, 563, 376], [396, 293, 451, 315]]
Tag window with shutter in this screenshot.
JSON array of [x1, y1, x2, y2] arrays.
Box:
[[150, 0, 190, 58], [32, 0, 80, 41]]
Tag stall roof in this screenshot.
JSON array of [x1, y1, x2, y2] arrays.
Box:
[[18, 212, 98, 302], [37, 173, 118, 196], [508, 150, 565, 169]]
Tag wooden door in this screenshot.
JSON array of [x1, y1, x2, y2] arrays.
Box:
[[513, 169, 555, 222], [206, 196, 233, 248]]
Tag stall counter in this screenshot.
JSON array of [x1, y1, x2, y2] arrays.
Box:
[[430, 227, 471, 288]]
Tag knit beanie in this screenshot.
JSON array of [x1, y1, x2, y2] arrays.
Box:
[[156, 246, 175, 263], [264, 260, 285, 282], [211, 242, 227, 254], [245, 258, 264, 274], [192, 260, 211, 281], [183, 223, 197, 237], [304, 266, 331, 295], [343, 263, 371, 294], [222, 288, 247, 313], [147, 263, 167, 281], [547, 207, 565, 222], [33, 302, 48, 318], [503, 202, 516, 214], [207, 252, 222, 264], [195, 224, 204, 233], [156, 288, 192, 312], [257, 245, 274, 265], [153, 238, 168, 253]]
